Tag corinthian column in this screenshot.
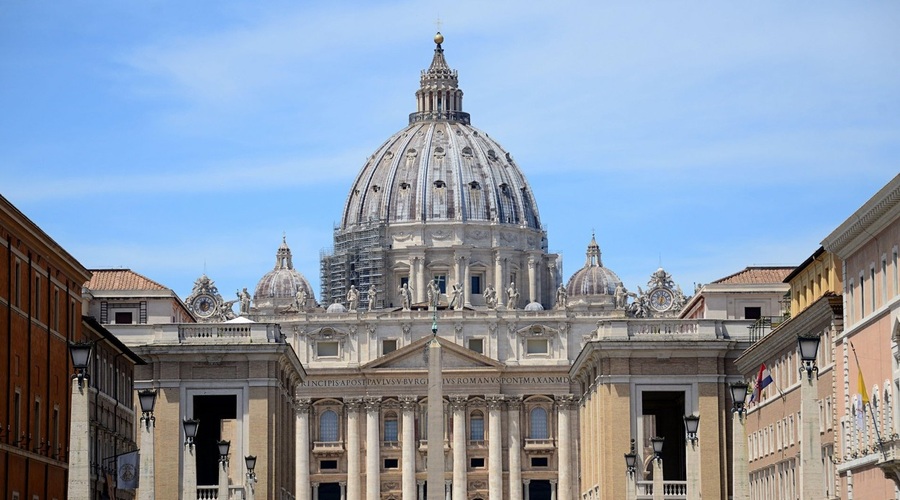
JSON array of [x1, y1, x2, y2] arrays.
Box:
[[507, 396, 523, 500], [346, 398, 362, 500], [449, 395, 469, 500], [556, 395, 575, 500], [401, 396, 418, 500], [494, 253, 505, 308], [527, 255, 537, 303], [487, 395, 504, 500], [366, 397, 382, 500], [295, 399, 312, 500]]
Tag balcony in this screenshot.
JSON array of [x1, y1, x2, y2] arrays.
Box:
[[524, 438, 554, 452], [312, 441, 344, 455], [636, 480, 687, 499]]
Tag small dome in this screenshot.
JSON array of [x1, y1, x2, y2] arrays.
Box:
[[524, 301, 544, 311], [567, 234, 622, 296], [253, 236, 315, 309], [326, 302, 346, 314]]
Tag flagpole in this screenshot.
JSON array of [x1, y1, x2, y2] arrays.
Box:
[[850, 341, 886, 459]]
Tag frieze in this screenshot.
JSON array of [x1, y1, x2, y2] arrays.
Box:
[[300, 375, 571, 388]]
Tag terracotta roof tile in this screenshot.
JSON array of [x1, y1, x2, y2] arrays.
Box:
[[86, 269, 168, 291], [712, 266, 795, 285]]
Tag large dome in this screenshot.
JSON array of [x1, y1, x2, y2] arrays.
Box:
[[253, 236, 315, 310], [567, 235, 622, 296], [340, 34, 541, 231]]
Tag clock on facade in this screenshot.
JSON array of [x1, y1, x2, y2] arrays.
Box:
[[192, 294, 218, 318], [648, 287, 675, 312]]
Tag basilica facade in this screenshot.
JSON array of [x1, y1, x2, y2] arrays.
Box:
[[83, 33, 793, 500]]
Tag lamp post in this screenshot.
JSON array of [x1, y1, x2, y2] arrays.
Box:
[[66, 341, 93, 500], [729, 381, 750, 500], [245, 455, 257, 500], [797, 334, 824, 499], [217, 440, 231, 500], [182, 418, 200, 500], [624, 439, 638, 500], [683, 415, 700, 445], [650, 437, 664, 500], [138, 389, 157, 500]]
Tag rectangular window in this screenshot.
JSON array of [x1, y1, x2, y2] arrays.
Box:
[[53, 289, 60, 332], [893, 248, 898, 296], [14, 260, 21, 307], [52, 407, 60, 458], [744, 307, 762, 320], [433, 275, 447, 293], [470, 275, 482, 295], [33, 400, 41, 452], [467, 338, 484, 354], [320, 460, 338, 470], [470, 457, 485, 468], [848, 280, 855, 323], [883, 257, 889, 305], [114, 311, 133, 324], [382, 339, 397, 355], [14, 390, 21, 445], [871, 266, 876, 312], [526, 338, 549, 355], [384, 418, 398, 442], [400, 276, 409, 288], [383, 458, 399, 469], [34, 276, 41, 318], [859, 273, 865, 317], [317, 341, 339, 358], [531, 457, 549, 467]]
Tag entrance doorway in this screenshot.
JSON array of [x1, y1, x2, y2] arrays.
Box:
[[528, 479, 551, 500], [317, 482, 341, 500]]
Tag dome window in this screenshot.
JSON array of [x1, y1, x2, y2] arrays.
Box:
[[400, 182, 411, 190], [487, 150, 498, 161], [372, 185, 381, 192], [434, 180, 446, 188], [384, 151, 394, 160], [433, 147, 445, 158], [461, 147, 473, 158], [406, 148, 418, 158], [499, 183, 509, 193], [469, 181, 481, 190]]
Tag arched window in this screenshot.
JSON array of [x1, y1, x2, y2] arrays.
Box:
[[320, 410, 338, 442], [530, 407, 548, 439], [470, 411, 485, 441], [384, 412, 399, 442]]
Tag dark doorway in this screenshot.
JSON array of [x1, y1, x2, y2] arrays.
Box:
[[641, 391, 687, 481], [318, 482, 341, 500], [193, 394, 237, 486], [528, 479, 551, 500]]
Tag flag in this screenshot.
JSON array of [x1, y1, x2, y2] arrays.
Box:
[[856, 395, 865, 431], [750, 363, 773, 404], [858, 366, 870, 405], [116, 450, 140, 490]]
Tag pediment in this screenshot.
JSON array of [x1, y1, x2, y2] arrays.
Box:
[[363, 336, 504, 371]]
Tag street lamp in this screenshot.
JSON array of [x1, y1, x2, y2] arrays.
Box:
[[68, 341, 93, 388], [138, 390, 157, 430], [245, 455, 257, 482], [683, 415, 700, 444], [624, 439, 637, 475], [182, 418, 199, 448], [798, 334, 821, 379], [650, 436, 665, 461], [730, 382, 749, 415], [217, 440, 231, 464]]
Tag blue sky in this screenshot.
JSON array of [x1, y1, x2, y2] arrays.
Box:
[[2, 1, 898, 302]]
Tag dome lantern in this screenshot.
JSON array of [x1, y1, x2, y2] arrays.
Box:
[[409, 32, 470, 125]]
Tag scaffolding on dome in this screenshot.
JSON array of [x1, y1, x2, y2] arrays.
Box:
[[320, 222, 386, 310]]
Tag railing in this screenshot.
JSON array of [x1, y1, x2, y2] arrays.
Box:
[[177, 323, 284, 343], [312, 441, 344, 454], [524, 438, 554, 450], [383, 440, 400, 449], [636, 481, 688, 499], [749, 316, 788, 343], [195, 485, 247, 499], [628, 321, 698, 337]]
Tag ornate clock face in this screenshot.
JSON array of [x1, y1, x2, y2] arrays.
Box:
[[649, 288, 674, 312], [193, 294, 217, 318]]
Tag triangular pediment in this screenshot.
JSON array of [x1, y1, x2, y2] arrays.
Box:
[[363, 336, 504, 371]]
